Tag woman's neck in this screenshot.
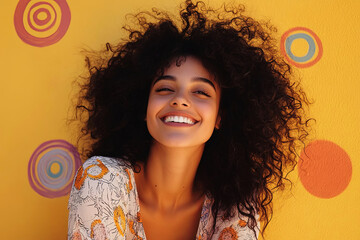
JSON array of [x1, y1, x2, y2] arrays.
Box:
[[135, 141, 204, 213]]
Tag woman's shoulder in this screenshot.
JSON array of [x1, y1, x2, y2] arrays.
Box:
[[68, 156, 139, 239], [81, 155, 134, 177], [82, 155, 132, 173], [72, 155, 134, 193]]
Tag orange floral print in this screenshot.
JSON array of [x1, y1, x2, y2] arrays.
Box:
[[74, 159, 109, 190], [129, 220, 143, 240], [136, 211, 142, 223], [238, 219, 247, 227], [74, 166, 85, 190], [114, 206, 126, 236], [218, 227, 238, 240], [91, 219, 102, 238], [70, 230, 82, 240], [86, 159, 109, 179], [129, 220, 135, 234], [125, 168, 133, 193], [91, 219, 108, 240]]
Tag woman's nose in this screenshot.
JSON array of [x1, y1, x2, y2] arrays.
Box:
[[170, 92, 190, 107]]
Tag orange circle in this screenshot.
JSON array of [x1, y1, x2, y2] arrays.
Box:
[[298, 140, 352, 198]]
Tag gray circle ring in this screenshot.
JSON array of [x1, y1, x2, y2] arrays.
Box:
[[285, 33, 316, 63]]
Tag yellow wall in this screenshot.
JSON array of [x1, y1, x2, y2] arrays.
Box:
[[1, 0, 359, 239]]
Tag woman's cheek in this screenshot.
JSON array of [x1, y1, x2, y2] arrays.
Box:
[[147, 95, 168, 120], [198, 100, 218, 113]]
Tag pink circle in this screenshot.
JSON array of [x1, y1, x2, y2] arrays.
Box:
[[28, 139, 81, 198], [14, 0, 71, 47], [298, 140, 352, 198], [27, 2, 56, 32], [33, 8, 51, 26]]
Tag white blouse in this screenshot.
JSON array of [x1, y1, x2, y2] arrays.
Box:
[[68, 156, 259, 240]]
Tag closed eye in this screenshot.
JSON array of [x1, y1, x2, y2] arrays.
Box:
[[193, 90, 211, 97], [155, 88, 174, 92]]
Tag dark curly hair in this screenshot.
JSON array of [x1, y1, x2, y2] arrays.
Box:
[[73, 0, 311, 237]]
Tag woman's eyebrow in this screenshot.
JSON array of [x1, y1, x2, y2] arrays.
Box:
[[194, 77, 216, 91], [153, 75, 217, 92], [153, 75, 175, 85]]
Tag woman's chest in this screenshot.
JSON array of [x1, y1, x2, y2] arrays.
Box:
[[139, 203, 203, 240]]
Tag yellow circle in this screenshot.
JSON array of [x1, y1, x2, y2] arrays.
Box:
[[50, 162, 61, 175], [290, 38, 309, 57], [37, 11, 47, 21]]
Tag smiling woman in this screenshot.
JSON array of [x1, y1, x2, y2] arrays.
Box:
[[68, 1, 311, 239]]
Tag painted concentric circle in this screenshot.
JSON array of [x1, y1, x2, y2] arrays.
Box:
[[280, 27, 323, 68], [28, 139, 81, 198], [14, 0, 71, 47]]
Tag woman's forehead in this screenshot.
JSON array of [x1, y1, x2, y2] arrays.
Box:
[[155, 57, 218, 88]]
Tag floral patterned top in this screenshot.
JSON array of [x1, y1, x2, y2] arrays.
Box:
[[68, 156, 259, 240]]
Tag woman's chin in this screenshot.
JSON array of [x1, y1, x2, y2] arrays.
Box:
[[151, 136, 207, 149]]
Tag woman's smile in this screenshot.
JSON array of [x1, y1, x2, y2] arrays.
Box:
[[160, 111, 199, 126]]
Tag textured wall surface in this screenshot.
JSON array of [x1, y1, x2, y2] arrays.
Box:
[[0, 0, 359, 239]]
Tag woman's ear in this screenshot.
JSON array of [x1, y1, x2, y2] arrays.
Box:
[[215, 115, 221, 129]]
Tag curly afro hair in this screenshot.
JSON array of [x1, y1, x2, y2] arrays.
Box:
[[74, 0, 312, 237]]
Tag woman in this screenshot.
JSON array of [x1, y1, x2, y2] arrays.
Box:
[[68, 1, 311, 239]]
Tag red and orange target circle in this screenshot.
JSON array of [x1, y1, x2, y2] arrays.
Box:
[[14, 0, 71, 47]]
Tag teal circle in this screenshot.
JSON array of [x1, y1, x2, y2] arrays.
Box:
[[285, 33, 316, 63], [47, 161, 63, 178]]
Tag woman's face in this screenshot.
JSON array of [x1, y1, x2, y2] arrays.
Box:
[[146, 56, 221, 148]]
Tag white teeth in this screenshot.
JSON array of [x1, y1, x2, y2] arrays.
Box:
[[164, 116, 195, 124]]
